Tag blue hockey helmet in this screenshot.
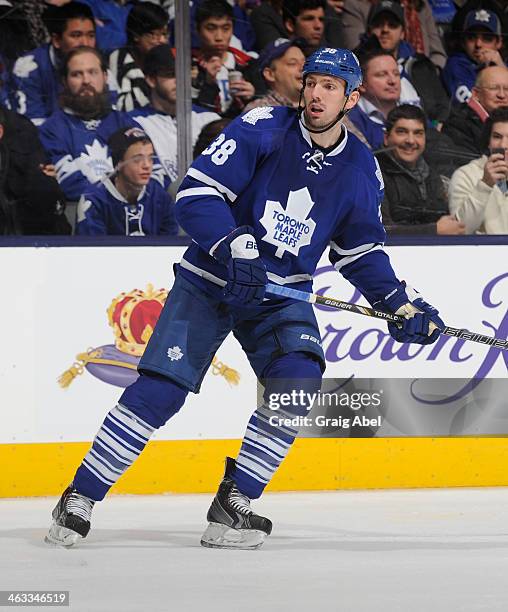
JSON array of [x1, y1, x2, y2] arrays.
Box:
[[302, 48, 362, 96]]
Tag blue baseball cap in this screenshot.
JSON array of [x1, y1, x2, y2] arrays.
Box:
[[464, 9, 502, 36], [258, 38, 305, 71]]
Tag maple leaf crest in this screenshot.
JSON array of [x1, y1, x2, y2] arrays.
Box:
[[241, 107, 274, 125], [475, 9, 490, 22], [260, 187, 316, 258], [76, 140, 113, 183], [13, 55, 37, 78]]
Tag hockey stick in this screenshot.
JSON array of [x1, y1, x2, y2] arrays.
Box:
[[265, 283, 508, 352]]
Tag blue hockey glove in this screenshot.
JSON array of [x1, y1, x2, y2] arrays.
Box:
[[374, 282, 444, 345], [212, 226, 267, 307]]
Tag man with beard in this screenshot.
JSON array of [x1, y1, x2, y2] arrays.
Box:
[[12, 2, 118, 126], [127, 44, 220, 187], [376, 104, 465, 235], [39, 47, 126, 203]]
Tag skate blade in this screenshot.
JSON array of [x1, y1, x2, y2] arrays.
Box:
[[45, 522, 82, 548], [200, 522, 267, 550]]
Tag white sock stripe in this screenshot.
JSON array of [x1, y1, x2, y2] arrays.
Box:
[[94, 437, 134, 465], [89, 449, 125, 476], [115, 404, 156, 437], [246, 423, 290, 451], [239, 449, 279, 475], [101, 424, 143, 454], [243, 435, 288, 462], [107, 412, 150, 444], [82, 459, 115, 486], [112, 404, 155, 440], [85, 453, 124, 483], [235, 455, 272, 481], [95, 430, 140, 462], [234, 460, 269, 484]]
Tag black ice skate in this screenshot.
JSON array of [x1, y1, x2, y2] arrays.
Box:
[[201, 457, 272, 550], [45, 485, 95, 547]]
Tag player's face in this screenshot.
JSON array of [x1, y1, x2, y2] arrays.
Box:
[[66, 53, 107, 96], [488, 121, 508, 153], [290, 8, 325, 47], [53, 18, 96, 54], [198, 16, 233, 56], [154, 75, 177, 105], [473, 66, 508, 113], [265, 46, 305, 101], [369, 15, 404, 54], [120, 142, 154, 186], [384, 118, 425, 167], [463, 28, 501, 62], [361, 55, 400, 103], [303, 74, 349, 128]]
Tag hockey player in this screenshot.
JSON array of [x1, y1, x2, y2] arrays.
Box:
[[47, 48, 444, 550], [76, 127, 178, 236]]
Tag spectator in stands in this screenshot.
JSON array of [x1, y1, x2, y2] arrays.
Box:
[[448, 106, 508, 234], [282, 0, 342, 54], [361, 0, 449, 124], [341, 0, 446, 69], [244, 38, 305, 110], [377, 104, 465, 234], [109, 2, 169, 112], [127, 44, 220, 186], [11, 2, 118, 126], [442, 8, 505, 104], [442, 65, 508, 155], [250, 0, 343, 53], [348, 50, 420, 150], [39, 47, 126, 202], [193, 118, 232, 157], [193, 0, 262, 115], [76, 127, 177, 236], [0, 104, 70, 235]]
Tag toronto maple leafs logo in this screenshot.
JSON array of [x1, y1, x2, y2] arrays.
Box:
[[77, 197, 92, 224], [475, 9, 491, 22], [76, 140, 113, 183], [242, 107, 274, 125], [167, 346, 184, 361], [260, 188, 317, 258], [13, 55, 38, 78], [302, 151, 332, 175]]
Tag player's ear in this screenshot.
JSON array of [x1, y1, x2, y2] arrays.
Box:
[[284, 19, 295, 35], [145, 74, 157, 89], [383, 131, 389, 147], [344, 89, 360, 111], [51, 33, 62, 50]]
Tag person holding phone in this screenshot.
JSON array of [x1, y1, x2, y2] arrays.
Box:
[[449, 106, 508, 234]]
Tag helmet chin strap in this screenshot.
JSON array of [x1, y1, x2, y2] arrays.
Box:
[[297, 87, 350, 135]]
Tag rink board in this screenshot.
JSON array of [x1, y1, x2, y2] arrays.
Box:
[[0, 243, 507, 496]]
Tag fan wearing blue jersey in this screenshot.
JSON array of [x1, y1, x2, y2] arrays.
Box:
[[47, 48, 444, 551], [76, 127, 178, 236]]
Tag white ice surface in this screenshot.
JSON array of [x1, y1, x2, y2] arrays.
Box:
[[1, 489, 508, 612]]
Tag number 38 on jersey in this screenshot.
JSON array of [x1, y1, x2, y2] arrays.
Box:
[[202, 133, 237, 166]]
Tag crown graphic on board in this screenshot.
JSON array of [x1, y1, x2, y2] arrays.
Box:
[[107, 283, 167, 356]]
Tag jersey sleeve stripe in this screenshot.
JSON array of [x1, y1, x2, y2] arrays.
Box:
[[186, 167, 237, 202], [333, 244, 384, 271], [266, 271, 313, 285], [329, 241, 377, 256], [176, 186, 226, 202]]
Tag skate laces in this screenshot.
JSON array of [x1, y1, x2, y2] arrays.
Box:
[[66, 491, 95, 522], [228, 483, 252, 516]]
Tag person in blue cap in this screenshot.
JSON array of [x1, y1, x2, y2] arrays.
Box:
[[443, 8, 506, 103], [47, 47, 444, 551]]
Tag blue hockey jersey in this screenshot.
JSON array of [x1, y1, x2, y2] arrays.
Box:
[[12, 44, 119, 126], [76, 177, 178, 236], [127, 104, 221, 186], [39, 108, 126, 201], [442, 52, 479, 103], [176, 106, 401, 306]]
